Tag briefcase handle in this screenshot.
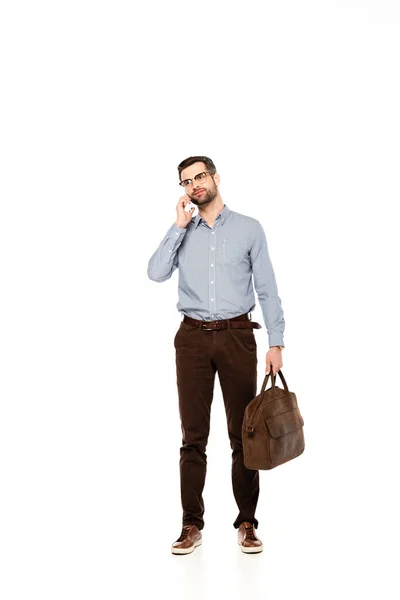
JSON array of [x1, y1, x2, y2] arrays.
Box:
[[260, 369, 289, 394], [245, 370, 290, 434]]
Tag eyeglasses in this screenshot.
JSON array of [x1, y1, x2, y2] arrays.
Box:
[[179, 171, 214, 188]]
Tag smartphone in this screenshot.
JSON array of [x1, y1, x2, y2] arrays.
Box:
[[184, 195, 196, 212]]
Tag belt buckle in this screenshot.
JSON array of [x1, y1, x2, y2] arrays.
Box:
[[201, 320, 226, 331]]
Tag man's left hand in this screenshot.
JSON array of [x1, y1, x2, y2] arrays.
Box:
[[265, 346, 283, 375]]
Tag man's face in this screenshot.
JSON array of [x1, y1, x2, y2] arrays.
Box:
[[180, 162, 219, 207]]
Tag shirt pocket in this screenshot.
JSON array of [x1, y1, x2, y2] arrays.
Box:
[[222, 238, 248, 265]]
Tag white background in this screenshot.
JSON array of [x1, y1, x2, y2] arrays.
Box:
[[1, 1, 399, 599]]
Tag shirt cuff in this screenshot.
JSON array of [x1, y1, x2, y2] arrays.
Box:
[[268, 334, 284, 348], [170, 224, 187, 235]]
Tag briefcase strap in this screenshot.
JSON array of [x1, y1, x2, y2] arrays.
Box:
[[261, 369, 289, 394], [247, 370, 290, 431]]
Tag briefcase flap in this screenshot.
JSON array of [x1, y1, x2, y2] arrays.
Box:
[[265, 408, 304, 439]]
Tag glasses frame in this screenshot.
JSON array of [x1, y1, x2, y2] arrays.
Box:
[[179, 170, 215, 188]]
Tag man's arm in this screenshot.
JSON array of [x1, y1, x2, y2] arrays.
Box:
[[147, 223, 187, 282], [250, 220, 285, 348]]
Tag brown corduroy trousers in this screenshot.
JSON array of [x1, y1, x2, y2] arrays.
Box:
[[174, 313, 260, 530]]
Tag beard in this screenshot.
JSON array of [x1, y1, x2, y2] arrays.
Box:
[[189, 184, 218, 207]]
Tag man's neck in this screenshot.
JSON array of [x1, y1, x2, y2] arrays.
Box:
[[198, 197, 225, 224]]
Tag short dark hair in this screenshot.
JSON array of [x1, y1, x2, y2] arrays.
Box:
[[177, 156, 217, 181]]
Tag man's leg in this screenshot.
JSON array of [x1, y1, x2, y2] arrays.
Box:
[[216, 325, 260, 529], [174, 324, 216, 531]]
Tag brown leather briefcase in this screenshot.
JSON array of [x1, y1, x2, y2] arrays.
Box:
[[242, 369, 305, 470]]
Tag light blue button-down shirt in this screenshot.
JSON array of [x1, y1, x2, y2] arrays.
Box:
[[147, 204, 285, 347]]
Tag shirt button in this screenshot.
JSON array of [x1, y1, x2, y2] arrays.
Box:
[[169, 249, 172, 252], [211, 298, 214, 302], [211, 280, 214, 284], [212, 232, 215, 235], [211, 246, 214, 250], [211, 263, 214, 267]]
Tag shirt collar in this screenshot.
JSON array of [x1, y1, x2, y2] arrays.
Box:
[[193, 204, 231, 229]]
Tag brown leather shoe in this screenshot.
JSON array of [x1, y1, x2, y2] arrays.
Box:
[[171, 524, 202, 555], [237, 521, 263, 553]]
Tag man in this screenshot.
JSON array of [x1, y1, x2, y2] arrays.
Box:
[[147, 156, 285, 555]]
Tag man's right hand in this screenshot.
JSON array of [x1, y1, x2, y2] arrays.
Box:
[[175, 194, 195, 228]]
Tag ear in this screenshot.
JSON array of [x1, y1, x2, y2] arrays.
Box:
[[213, 172, 220, 186]]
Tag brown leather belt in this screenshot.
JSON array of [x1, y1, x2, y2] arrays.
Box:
[[183, 313, 262, 331]]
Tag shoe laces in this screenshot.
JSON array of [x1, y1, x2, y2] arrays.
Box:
[[177, 525, 192, 542], [244, 525, 257, 540]]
